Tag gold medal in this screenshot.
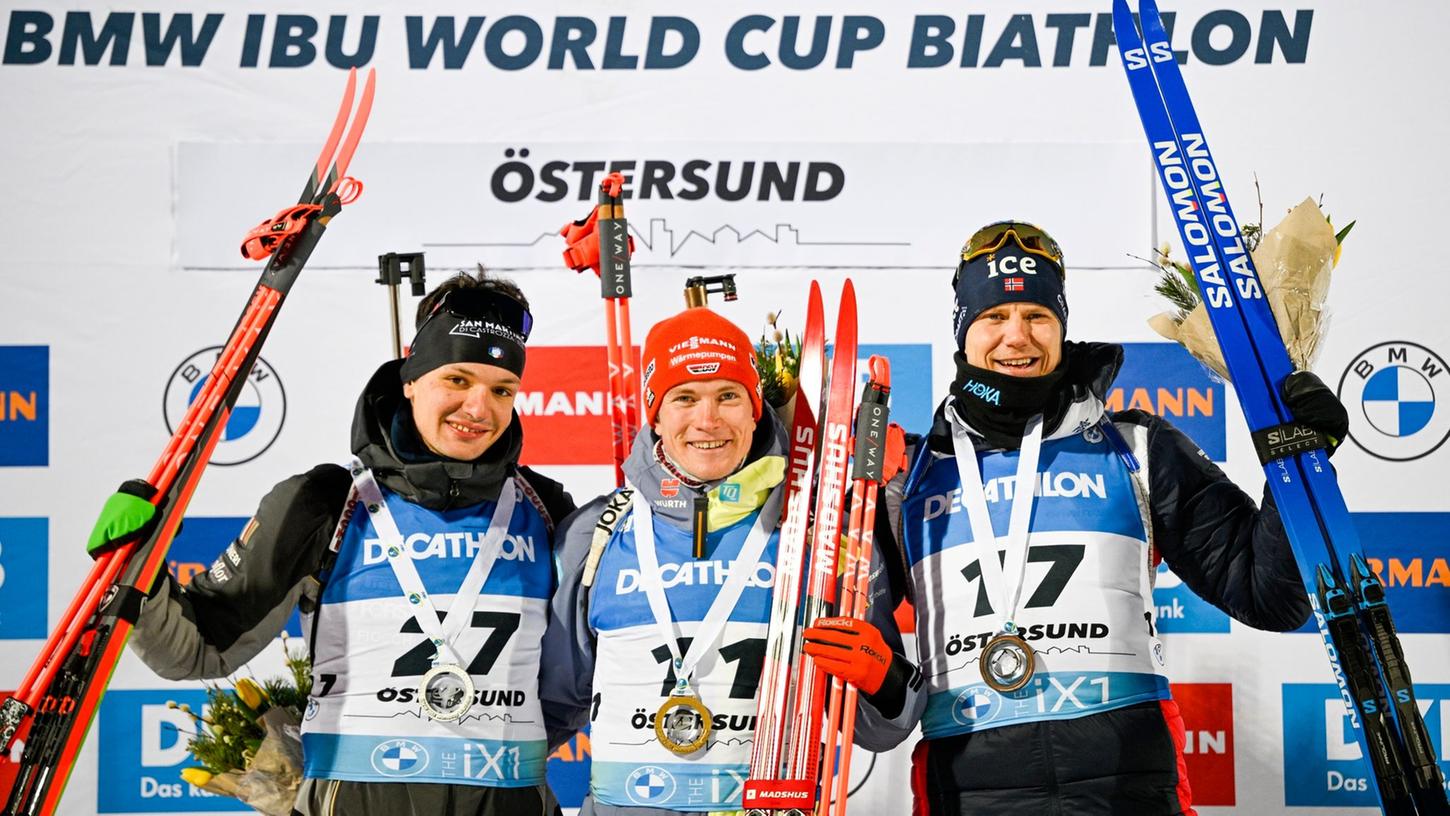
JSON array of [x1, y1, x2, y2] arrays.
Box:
[[418, 663, 475, 721], [980, 631, 1035, 693], [654, 685, 712, 755]]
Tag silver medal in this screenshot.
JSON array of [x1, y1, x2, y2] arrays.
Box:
[[418, 663, 475, 721]]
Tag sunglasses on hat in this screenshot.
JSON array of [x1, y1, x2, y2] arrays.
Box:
[[955, 221, 1065, 285], [415, 287, 533, 341]]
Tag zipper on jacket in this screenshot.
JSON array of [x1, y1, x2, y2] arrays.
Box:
[[692, 495, 708, 558]]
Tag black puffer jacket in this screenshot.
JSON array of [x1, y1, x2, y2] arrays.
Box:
[[865, 341, 1309, 816]]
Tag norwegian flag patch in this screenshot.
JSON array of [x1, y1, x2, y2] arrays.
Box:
[[1003, 277, 1025, 292]]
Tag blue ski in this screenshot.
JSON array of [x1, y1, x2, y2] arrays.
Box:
[[1112, 1, 1448, 812]]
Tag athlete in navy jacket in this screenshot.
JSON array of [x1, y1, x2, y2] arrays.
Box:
[[802, 222, 1348, 815]]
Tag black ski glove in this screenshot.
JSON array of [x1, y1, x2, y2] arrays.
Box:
[[1281, 371, 1350, 456]]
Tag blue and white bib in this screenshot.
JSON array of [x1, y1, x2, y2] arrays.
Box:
[[588, 511, 778, 812], [302, 477, 553, 787], [902, 427, 1168, 739]]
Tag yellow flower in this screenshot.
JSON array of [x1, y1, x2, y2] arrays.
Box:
[[234, 677, 268, 711], [180, 767, 213, 788]]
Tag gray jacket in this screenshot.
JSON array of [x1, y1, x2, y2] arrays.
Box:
[[540, 409, 915, 815]]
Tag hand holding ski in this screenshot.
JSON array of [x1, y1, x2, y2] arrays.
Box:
[[0, 68, 376, 815], [1111, 3, 1445, 812]]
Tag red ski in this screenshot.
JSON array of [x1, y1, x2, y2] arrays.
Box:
[[0, 68, 377, 815], [747, 282, 826, 808], [745, 280, 859, 814]]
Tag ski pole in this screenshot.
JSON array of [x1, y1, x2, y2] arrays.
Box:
[[561, 172, 639, 487]]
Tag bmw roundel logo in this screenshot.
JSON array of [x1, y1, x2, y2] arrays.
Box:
[[625, 766, 677, 805], [951, 685, 999, 726], [1338, 342, 1450, 462], [164, 347, 286, 466], [370, 738, 429, 777]]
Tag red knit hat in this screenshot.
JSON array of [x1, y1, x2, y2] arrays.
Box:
[[640, 307, 762, 426]]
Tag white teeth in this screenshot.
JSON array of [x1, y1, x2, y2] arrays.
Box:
[[691, 440, 727, 449], [448, 421, 483, 434]]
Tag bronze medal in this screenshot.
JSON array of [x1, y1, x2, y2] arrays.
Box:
[[980, 631, 1035, 693]]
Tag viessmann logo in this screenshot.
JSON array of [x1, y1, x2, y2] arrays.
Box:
[[517, 344, 932, 466], [1107, 343, 1226, 461], [1294, 512, 1450, 635]]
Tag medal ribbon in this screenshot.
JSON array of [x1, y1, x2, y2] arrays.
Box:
[[949, 413, 1045, 635], [629, 488, 777, 690], [350, 460, 517, 667]]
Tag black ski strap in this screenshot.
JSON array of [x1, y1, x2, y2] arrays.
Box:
[[1251, 421, 1331, 465]]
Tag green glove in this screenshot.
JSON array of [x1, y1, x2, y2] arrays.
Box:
[[87, 479, 158, 558]]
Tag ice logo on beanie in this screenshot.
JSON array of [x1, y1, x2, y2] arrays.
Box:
[[959, 379, 1001, 405], [686, 363, 721, 375]]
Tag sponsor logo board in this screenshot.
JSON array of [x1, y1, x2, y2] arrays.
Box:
[[1108, 343, 1226, 461], [1294, 513, 1450, 635], [0, 346, 48, 466], [1339, 341, 1449, 461], [547, 727, 591, 808], [98, 689, 250, 812], [1282, 683, 1450, 807], [1170, 682, 1235, 806], [858, 344, 932, 435], [0, 518, 47, 638], [164, 348, 286, 466], [1154, 562, 1231, 634]]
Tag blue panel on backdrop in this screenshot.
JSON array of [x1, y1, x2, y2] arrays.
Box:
[[98, 689, 250, 812], [547, 727, 591, 808], [1292, 513, 1450, 635], [0, 346, 49, 466], [0, 518, 47, 638], [1282, 682, 1450, 807], [1108, 343, 1226, 461], [857, 343, 933, 435]]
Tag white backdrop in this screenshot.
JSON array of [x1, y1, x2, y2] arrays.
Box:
[[1, 2, 1448, 814]]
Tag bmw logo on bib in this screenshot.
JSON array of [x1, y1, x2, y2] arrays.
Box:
[[952, 685, 1000, 726], [1339, 342, 1450, 461], [625, 766, 677, 805], [370, 739, 429, 777]]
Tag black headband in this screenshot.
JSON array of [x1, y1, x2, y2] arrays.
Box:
[[399, 309, 528, 382]]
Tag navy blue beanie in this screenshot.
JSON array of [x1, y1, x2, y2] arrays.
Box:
[[952, 245, 1068, 347]]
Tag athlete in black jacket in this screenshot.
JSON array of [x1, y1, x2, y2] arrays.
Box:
[[803, 222, 1347, 815], [89, 271, 575, 816]]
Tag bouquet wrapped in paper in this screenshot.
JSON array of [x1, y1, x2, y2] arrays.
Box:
[[172, 638, 311, 816], [1148, 196, 1352, 379]]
